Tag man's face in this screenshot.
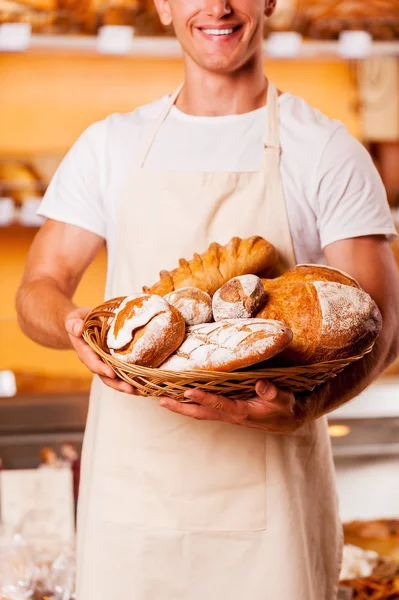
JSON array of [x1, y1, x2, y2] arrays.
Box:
[[154, 0, 275, 74]]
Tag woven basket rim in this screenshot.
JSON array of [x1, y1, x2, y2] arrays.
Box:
[[83, 304, 375, 380]]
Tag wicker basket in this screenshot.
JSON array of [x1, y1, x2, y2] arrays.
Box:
[[83, 298, 374, 401]]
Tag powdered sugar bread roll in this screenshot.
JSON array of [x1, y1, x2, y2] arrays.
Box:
[[165, 287, 212, 326], [160, 319, 292, 372], [212, 275, 267, 321], [107, 294, 185, 367], [257, 275, 382, 364]]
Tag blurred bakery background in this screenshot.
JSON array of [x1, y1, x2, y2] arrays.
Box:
[[0, 1, 399, 598]]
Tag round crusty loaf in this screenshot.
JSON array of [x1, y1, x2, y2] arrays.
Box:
[[165, 287, 212, 326], [257, 265, 382, 364], [107, 294, 186, 367], [283, 264, 360, 288], [160, 319, 293, 372], [212, 275, 267, 321]]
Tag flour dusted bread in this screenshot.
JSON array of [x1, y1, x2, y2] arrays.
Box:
[[107, 294, 185, 367], [256, 265, 382, 364], [165, 287, 212, 326], [143, 236, 278, 297], [212, 275, 267, 321], [160, 319, 292, 372]]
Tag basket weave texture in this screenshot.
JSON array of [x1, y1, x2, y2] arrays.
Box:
[[83, 298, 374, 401]]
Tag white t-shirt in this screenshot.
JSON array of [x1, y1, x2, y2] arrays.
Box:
[[38, 92, 396, 297]]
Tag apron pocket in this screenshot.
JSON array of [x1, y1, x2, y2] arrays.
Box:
[[90, 387, 267, 532]]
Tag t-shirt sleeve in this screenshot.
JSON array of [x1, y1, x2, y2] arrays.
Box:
[[315, 126, 397, 249], [38, 121, 106, 238]]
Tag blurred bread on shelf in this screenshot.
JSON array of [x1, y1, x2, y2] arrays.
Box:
[[296, 0, 399, 40], [343, 520, 399, 562], [13, 371, 91, 394], [0, 160, 45, 204]]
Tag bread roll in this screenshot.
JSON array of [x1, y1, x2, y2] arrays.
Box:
[[212, 275, 267, 321], [143, 236, 278, 297], [256, 265, 382, 364], [107, 294, 185, 367], [160, 319, 292, 372], [165, 287, 212, 326]]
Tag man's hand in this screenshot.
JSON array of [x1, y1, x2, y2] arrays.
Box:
[[158, 381, 303, 433], [65, 307, 135, 395]]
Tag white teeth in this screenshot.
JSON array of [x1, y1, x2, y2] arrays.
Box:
[[202, 28, 234, 36]]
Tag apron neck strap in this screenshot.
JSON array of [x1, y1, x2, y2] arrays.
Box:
[[136, 83, 183, 168], [264, 81, 280, 150]]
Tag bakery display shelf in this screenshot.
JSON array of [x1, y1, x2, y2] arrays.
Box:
[[1, 34, 399, 59], [0, 224, 40, 232], [331, 376, 399, 419]]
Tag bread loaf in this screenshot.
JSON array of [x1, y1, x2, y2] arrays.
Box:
[[107, 294, 185, 367], [256, 265, 382, 364], [160, 319, 292, 372], [212, 275, 267, 321], [165, 287, 212, 326], [143, 236, 278, 297], [284, 264, 360, 288]]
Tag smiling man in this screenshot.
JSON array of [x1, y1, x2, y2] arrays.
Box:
[[16, 1, 399, 599]]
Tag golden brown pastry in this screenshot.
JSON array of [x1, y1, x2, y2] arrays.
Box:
[[143, 236, 278, 297], [106, 294, 185, 367], [256, 265, 382, 364], [160, 319, 292, 372], [212, 275, 267, 321], [165, 287, 212, 326]]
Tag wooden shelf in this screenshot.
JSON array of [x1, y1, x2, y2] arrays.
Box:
[[1, 35, 398, 60]]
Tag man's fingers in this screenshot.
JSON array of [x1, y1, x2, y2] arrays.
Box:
[[68, 333, 115, 378], [99, 375, 136, 395], [159, 396, 228, 421], [65, 307, 91, 337], [182, 388, 249, 421], [65, 318, 84, 337], [255, 380, 296, 413], [255, 380, 279, 402]]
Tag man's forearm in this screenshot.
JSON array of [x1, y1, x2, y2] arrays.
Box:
[[16, 278, 77, 349], [297, 327, 399, 421]]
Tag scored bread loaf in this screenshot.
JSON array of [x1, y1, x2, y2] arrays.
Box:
[[143, 236, 278, 297], [160, 319, 292, 372], [106, 294, 185, 367], [165, 287, 212, 326], [256, 264, 382, 364], [212, 274, 267, 321]]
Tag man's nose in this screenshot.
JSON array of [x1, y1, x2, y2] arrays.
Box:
[[203, 0, 232, 19]]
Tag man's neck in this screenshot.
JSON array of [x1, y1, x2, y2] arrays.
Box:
[[175, 55, 268, 117]]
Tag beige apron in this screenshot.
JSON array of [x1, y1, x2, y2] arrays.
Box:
[[77, 82, 342, 600]]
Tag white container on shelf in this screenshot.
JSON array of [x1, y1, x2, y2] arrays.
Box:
[[338, 31, 372, 59], [0, 23, 31, 52], [266, 32, 302, 58], [18, 197, 45, 227], [97, 25, 135, 55], [0, 197, 15, 226], [0, 371, 16, 398]]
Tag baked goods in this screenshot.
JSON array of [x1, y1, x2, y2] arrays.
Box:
[[160, 319, 292, 372], [106, 294, 185, 367], [165, 287, 212, 326], [212, 275, 267, 321], [143, 236, 278, 297], [285, 264, 360, 288], [344, 520, 399, 562], [256, 265, 382, 364], [296, 0, 399, 41]]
